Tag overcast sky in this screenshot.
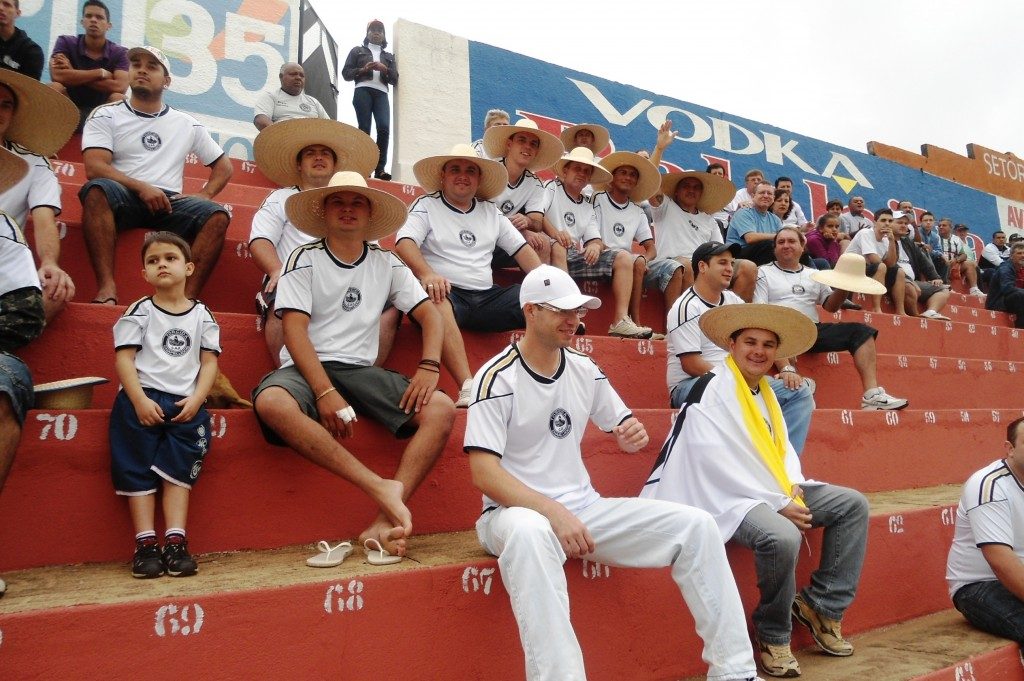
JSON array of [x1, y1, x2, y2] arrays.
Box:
[[313, 0, 1022, 160]]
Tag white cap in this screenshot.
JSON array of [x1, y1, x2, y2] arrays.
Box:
[[519, 265, 601, 310], [127, 45, 171, 75], [891, 210, 909, 220]]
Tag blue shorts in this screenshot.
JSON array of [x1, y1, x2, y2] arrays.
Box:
[[644, 258, 684, 292], [79, 178, 229, 241], [0, 352, 33, 426], [109, 388, 211, 495], [448, 285, 525, 332]]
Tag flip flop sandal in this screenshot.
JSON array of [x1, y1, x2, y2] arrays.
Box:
[[305, 540, 353, 568], [90, 297, 118, 305], [363, 538, 402, 565]]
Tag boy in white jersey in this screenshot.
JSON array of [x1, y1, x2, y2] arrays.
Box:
[[80, 45, 233, 305], [465, 265, 758, 681], [111, 231, 220, 579], [253, 171, 454, 562]]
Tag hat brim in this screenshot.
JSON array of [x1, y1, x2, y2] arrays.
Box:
[[482, 124, 564, 171], [593, 152, 661, 202], [0, 145, 28, 194], [559, 124, 611, 156], [253, 119, 380, 188], [811, 269, 887, 296], [554, 155, 613, 185], [413, 153, 508, 200], [33, 376, 109, 410], [660, 171, 737, 214], [284, 184, 408, 241], [0, 69, 78, 157], [699, 304, 817, 360], [544, 293, 602, 310]]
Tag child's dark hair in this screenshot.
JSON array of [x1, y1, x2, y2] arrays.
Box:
[[141, 231, 192, 263]]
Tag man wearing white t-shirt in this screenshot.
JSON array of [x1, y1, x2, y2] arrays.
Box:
[[252, 62, 329, 132], [79, 45, 232, 305], [946, 416, 1024, 645], [844, 208, 903, 314], [722, 168, 764, 217], [466, 265, 758, 681], [839, 196, 873, 237]]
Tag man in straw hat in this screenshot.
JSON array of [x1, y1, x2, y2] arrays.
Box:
[[545, 146, 651, 338], [250, 118, 399, 367], [483, 117, 564, 264], [466, 264, 759, 681], [80, 45, 233, 305], [395, 143, 541, 407], [558, 122, 610, 158], [252, 171, 454, 561], [754, 227, 908, 410], [667, 242, 815, 455], [0, 68, 79, 321], [643, 303, 870, 678]]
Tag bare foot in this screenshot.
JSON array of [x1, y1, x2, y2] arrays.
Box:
[[369, 479, 412, 537], [360, 521, 407, 556]]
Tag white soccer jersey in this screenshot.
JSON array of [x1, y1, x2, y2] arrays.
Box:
[[592, 191, 653, 251], [276, 241, 428, 367], [248, 186, 314, 265], [494, 165, 547, 218], [83, 101, 225, 194], [666, 288, 745, 389], [114, 298, 221, 397], [845, 228, 889, 259], [544, 180, 600, 246], [753, 263, 830, 322], [0, 212, 38, 296], [0, 142, 61, 227], [252, 88, 329, 124], [396, 192, 526, 291], [947, 459, 1024, 597], [651, 201, 720, 261], [464, 344, 631, 515]]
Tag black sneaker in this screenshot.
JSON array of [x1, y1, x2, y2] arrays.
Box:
[[132, 543, 165, 579], [162, 540, 198, 577], [375, 170, 392, 181]]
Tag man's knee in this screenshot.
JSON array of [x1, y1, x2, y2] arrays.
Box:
[[82, 184, 113, 214], [419, 391, 456, 428], [201, 210, 230, 237], [253, 386, 300, 423]]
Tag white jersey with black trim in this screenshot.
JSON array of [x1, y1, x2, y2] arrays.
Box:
[[666, 288, 745, 389], [464, 344, 631, 515], [82, 100, 225, 194], [276, 241, 428, 368], [544, 180, 600, 246], [494, 163, 547, 218], [0, 142, 61, 227], [651, 201, 720, 261], [114, 298, 221, 397], [248, 186, 315, 265], [396, 192, 526, 291], [0, 211, 38, 296], [753, 263, 830, 322], [947, 458, 1024, 597], [592, 191, 654, 251]]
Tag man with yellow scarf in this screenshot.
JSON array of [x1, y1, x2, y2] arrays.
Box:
[[641, 303, 870, 679]]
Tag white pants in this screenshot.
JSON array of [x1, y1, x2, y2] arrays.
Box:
[[476, 497, 756, 681]]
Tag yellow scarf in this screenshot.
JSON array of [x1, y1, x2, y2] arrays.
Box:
[[725, 355, 805, 507]]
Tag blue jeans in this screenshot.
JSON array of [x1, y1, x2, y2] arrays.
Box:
[[670, 374, 815, 454], [953, 580, 1024, 644], [352, 87, 390, 175], [730, 484, 869, 644], [0, 351, 33, 426]]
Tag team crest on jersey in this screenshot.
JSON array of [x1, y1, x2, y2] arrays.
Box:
[[299, 102, 311, 112], [549, 408, 572, 439], [459, 230, 477, 247], [141, 131, 162, 151], [791, 284, 806, 295], [612, 223, 625, 237], [162, 328, 191, 357], [342, 286, 362, 311], [500, 200, 514, 215], [563, 212, 576, 228]]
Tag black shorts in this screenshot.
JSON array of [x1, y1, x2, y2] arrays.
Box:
[[808, 322, 878, 355], [448, 285, 525, 332]]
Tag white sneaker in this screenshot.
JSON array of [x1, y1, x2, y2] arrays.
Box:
[[455, 378, 473, 408], [970, 287, 985, 297], [861, 387, 908, 411], [920, 309, 951, 321], [608, 316, 653, 339]]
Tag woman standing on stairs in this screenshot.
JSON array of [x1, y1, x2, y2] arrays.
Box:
[[342, 20, 397, 181]]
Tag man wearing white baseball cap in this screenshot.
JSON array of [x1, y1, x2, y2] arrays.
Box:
[[465, 264, 758, 681]]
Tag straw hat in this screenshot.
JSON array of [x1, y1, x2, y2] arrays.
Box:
[[0, 145, 28, 193], [33, 377, 108, 410], [0, 69, 78, 157], [699, 304, 817, 359], [253, 119, 379, 188], [559, 123, 610, 155], [482, 118, 564, 171], [413, 144, 508, 200], [659, 171, 737, 215], [284, 171, 407, 240], [553, 147, 612, 185], [811, 253, 887, 295], [593, 152, 661, 202]]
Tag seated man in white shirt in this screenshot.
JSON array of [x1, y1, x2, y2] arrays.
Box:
[[843, 208, 904, 315], [722, 168, 764, 218], [937, 218, 984, 296], [252, 62, 329, 131], [471, 108, 509, 160]]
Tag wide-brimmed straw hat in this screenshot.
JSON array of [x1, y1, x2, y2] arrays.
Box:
[[811, 253, 887, 295], [413, 144, 508, 200], [0, 145, 28, 193], [659, 171, 737, 214], [284, 171, 407, 240], [699, 304, 817, 359], [33, 377, 109, 410], [253, 119, 379, 188], [482, 118, 564, 171], [0, 69, 78, 157], [558, 123, 610, 155], [593, 151, 661, 202], [553, 147, 612, 185]]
